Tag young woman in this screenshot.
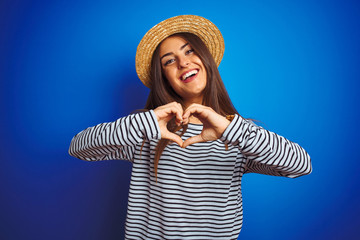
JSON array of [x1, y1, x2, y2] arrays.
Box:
[[69, 15, 312, 240]]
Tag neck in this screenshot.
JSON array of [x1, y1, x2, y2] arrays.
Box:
[[183, 96, 204, 109], [182, 96, 204, 124], [188, 116, 202, 124]]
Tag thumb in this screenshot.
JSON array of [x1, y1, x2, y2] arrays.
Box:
[[182, 135, 204, 148], [163, 132, 184, 147]]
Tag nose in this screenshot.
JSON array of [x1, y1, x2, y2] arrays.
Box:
[[177, 56, 189, 69]]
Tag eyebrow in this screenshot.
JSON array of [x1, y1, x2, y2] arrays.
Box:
[[160, 43, 189, 61]]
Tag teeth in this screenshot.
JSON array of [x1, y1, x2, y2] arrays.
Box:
[[182, 70, 198, 81]]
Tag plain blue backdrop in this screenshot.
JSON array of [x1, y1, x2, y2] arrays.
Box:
[[1, 0, 359, 239]]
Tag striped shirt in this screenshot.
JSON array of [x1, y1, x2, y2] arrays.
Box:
[[69, 110, 312, 240]]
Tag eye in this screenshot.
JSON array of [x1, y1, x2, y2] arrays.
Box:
[[185, 49, 194, 55], [163, 58, 175, 66]]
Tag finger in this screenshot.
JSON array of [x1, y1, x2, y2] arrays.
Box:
[[165, 102, 183, 125], [163, 132, 183, 147], [182, 135, 204, 148], [183, 106, 208, 124], [182, 104, 197, 124], [174, 102, 184, 125], [156, 102, 183, 124]]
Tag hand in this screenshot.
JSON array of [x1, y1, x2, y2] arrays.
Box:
[[154, 102, 184, 147], [182, 104, 231, 148]]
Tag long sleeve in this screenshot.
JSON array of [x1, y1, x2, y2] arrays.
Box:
[[68, 110, 161, 162], [220, 114, 312, 178]]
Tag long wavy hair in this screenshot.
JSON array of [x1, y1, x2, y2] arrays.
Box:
[[144, 32, 240, 179]]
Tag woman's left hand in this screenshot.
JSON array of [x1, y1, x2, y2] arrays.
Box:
[[182, 104, 231, 148]]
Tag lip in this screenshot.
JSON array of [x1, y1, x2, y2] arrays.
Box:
[[179, 69, 199, 83]]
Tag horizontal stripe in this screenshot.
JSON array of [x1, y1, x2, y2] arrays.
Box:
[[69, 111, 312, 239]]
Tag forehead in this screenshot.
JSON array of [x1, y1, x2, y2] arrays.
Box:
[[159, 36, 188, 55]]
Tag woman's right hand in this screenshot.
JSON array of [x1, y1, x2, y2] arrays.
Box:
[[153, 102, 184, 147]]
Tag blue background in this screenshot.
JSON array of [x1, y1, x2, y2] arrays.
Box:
[[1, 0, 359, 239]]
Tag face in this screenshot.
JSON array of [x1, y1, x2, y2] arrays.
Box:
[[159, 35, 207, 105]]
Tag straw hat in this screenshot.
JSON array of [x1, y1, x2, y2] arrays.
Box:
[[135, 15, 225, 88]]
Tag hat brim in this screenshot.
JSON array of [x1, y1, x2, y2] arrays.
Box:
[[135, 15, 225, 88]]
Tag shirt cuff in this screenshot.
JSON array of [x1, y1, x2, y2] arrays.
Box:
[[138, 110, 161, 141], [220, 114, 247, 148]]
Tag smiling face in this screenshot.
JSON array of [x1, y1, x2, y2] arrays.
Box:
[[159, 35, 207, 106]]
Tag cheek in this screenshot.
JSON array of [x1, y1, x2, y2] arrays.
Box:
[[163, 69, 178, 84], [202, 70, 207, 83], [161, 71, 176, 92], [194, 55, 204, 65]]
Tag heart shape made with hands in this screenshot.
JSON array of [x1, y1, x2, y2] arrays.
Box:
[[154, 103, 231, 148]]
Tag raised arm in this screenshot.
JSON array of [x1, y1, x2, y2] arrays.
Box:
[[68, 110, 161, 162], [221, 114, 312, 178]]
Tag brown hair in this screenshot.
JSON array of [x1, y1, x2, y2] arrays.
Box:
[[144, 32, 239, 178]]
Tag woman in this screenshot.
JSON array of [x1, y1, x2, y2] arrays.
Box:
[[69, 15, 312, 240]]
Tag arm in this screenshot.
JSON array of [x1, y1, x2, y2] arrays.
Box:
[[220, 114, 312, 178], [68, 110, 161, 162]]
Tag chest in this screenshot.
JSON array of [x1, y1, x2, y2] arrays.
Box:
[[156, 140, 240, 180]]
